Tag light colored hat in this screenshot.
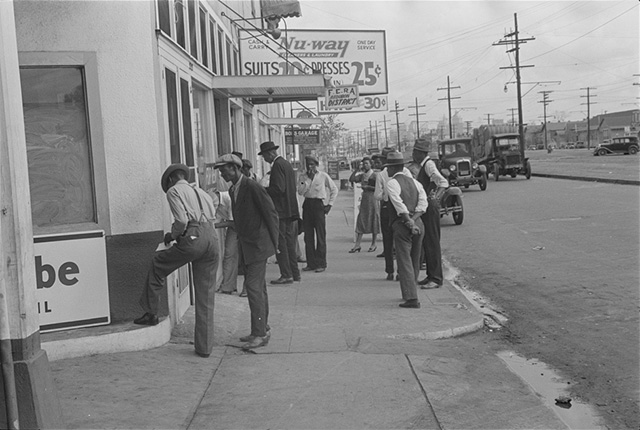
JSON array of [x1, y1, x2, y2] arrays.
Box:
[[383, 151, 407, 167], [213, 154, 243, 169], [161, 163, 190, 193]]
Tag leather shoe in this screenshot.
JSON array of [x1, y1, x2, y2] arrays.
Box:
[[399, 300, 421, 308], [271, 277, 293, 285], [240, 329, 270, 343], [302, 266, 316, 272], [293, 276, 301, 282], [376, 253, 385, 258], [239, 290, 247, 297], [195, 351, 210, 358], [242, 335, 269, 349], [418, 277, 430, 285], [315, 267, 326, 273], [386, 273, 394, 281], [420, 281, 441, 290], [133, 312, 158, 326]]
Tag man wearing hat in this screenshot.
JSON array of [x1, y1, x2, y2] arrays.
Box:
[[134, 163, 219, 358], [214, 153, 279, 349], [412, 138, 449, 290], [374, 147, 413, 280], [258, 141, 301, 284], [241, 158, 258, 181], [297, 155, 338, 273], [384, 151, 427, 308]]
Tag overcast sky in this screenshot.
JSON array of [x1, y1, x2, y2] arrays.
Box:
[[287, 0, 639, 133]]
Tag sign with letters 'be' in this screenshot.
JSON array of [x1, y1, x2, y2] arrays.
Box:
[[34, 231, 110, 332]]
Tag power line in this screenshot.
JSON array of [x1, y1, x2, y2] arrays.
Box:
[[437, 76, 461, 138]]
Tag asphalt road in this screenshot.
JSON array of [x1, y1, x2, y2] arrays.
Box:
[[440, 169, 639, 429]]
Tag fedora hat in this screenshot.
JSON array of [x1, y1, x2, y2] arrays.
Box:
[[304, 155, 319, 165], [383, 151, 407, 167], [258, 141, 279, 155], [161, 163, 190, 193], [381, 146, 395, 158], [413, 138, 430, 153], [213, 153, 243, 169]]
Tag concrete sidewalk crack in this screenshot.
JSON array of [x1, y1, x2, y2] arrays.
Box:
[[405, 354, 443, 430]]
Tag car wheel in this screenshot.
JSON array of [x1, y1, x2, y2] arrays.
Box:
[[598, 149, 607, 156], [630, 147, 638, 155], [493, 164, 500, 182], [452, 197, 463, 225], [479, 173, 487, 190]]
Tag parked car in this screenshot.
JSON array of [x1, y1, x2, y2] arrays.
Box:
[[566, 142, 576, 149], [593, 136, 639, 156], [576, 141, 586, 149], [437, 138, 487, 191]]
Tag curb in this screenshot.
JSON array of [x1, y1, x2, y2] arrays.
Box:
[[531, 172, 639, 186]]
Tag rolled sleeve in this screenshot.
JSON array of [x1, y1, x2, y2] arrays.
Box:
[[386, 178, 409, 215]]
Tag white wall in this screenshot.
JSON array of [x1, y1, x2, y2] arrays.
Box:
[[14, 0, 165, 236]]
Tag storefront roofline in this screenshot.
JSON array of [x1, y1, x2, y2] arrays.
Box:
[[212, 74, 326, 102], [264, 118, 322, 126]]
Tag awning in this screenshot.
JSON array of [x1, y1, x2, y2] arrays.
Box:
[[212, 74, 326, 104], [260, 0, 301, 19], [264, 118, 322, 126]]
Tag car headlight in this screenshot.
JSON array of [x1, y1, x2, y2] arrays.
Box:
[[449, 165, 456, 172], [472, 162, 478, 169]]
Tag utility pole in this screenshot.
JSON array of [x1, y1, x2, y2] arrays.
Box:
[[375, 121, 380, 150], [495, 13, 535, 162], [369, 121, 373, 151], [437, 76, 460, 138], [486, 113, 493, 125], [538, 91, 553, 150], [391, 100, 404, 151], [381, 115, 390, 146], [465, 121, 473, 136], [581, 87, 597, 149], [408, 97, 426, 139]]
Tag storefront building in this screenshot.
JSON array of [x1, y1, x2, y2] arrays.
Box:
[[11, 0, 324, 358]]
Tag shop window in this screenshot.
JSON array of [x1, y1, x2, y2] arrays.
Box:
[[233, 47, 239, 76], [165, 68, 181, 163], [199, 7, 208, 68], [217, 29, 225, 75], [187, 0, 198, 59], [20, 67, 96, 228], [209, 20, 217, 74], [225, 37, 232, 76], [175, 0, 186, 49], [180, 78, 194, 166], [157, 0, 171, 36]]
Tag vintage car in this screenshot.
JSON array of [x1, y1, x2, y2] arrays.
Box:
[[437, 138, 487, 191], [593, 136, 639, 156]]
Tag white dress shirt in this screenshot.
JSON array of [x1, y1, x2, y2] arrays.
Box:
[[386, 172, 428, 215]]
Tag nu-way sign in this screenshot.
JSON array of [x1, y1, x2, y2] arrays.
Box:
[[240, 29, 388, 95]]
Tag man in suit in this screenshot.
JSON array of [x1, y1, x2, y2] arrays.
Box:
[[412, 139, 449, 290], [259, 141, 301, 285], [384, 152, 428, 309], [214, 154, 279, 349], [134, 163, 219, 358]]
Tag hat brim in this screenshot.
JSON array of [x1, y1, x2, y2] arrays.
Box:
[[161, 164, 190, 193], [258, 145, 279, 155], [383, 160, 408, 167]]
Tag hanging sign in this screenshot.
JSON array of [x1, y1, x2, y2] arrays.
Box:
[[240, 29, 388, 95], [34, 231, 111, 332], [318, 95, 388, 114], [285, 128, 320, 145], [325, 85, 359, 110]]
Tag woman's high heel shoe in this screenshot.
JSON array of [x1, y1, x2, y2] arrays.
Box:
[[368, 245, 377, 253], [348, 246, 361, 253]]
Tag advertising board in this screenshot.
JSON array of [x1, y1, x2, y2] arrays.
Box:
[[325, 85, 359, 110], [34, 231, 110, 332], [285, 128, 320, 145], [318, 95, 388, 115], [240, 29, 388, 95]]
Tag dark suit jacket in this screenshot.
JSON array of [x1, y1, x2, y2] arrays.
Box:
[[232, 176, 279, 265], [267, 156, 300, 219]]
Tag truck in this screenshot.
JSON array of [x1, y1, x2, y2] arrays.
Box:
[[437, 138, 487, 190], [471, 125, 531, 181]]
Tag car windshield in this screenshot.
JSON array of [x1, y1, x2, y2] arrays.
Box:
[[441, 142, 470, 156], [496, 137, 520, 151]]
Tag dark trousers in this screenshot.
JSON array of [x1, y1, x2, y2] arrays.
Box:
[[276, 218, 300, 279], [242, 258, 269, 337], [380, 202, 395, 275], [302, 198, 327, 269], [392, 218, 424, 301], [140, 222, 219, 355], [421, 201, 443, 285]]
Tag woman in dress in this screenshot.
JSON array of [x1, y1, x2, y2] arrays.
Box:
[[349, 157, 380, 253]]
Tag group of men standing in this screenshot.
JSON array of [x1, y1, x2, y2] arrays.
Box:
[[375, 140, 449, 309], [133, 141, 337, 355]]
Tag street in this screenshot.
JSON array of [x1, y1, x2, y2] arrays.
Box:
[[441, 172, 639, 429]]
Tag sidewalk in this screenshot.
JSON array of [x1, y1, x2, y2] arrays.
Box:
[[46, 187, 567, 429]]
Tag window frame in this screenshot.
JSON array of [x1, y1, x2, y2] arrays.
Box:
[[18, 51, 110, 236]]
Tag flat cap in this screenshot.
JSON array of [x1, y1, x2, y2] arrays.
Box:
[[213, 154, 243, 169]]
